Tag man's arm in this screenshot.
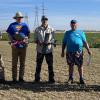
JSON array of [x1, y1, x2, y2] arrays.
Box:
[[84, 41, 92, 55], [61, 32, 67, 57], [25, 24, 30, 38], [27, 31, 30, 39], [34, 28, 39, 44], [6, 24, 15, 44], [81, 31, 92, 55], [27, 27, 30, 39], [61, 43, 66, 57], [50, 28, 57, 46]]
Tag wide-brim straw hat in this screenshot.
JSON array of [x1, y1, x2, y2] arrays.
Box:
[[13, 12, 24, 19]]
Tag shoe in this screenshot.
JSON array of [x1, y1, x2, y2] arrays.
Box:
[[34, 79, 40, 83], [48, 79, 55, 84], [19, 78, 25, 83], [67, 78, 73, 84], [80, 78, 85, 84], [12, 79, 17, 83], [0, 79, 5, 84]]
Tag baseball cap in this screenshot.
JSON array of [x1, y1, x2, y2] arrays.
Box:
[[71, 20, 77, 24], [41, 16, 48, 21]]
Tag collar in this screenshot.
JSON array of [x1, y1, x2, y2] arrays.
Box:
[[40, 25, 50, 30]]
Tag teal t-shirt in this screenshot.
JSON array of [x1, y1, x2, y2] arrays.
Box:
[[63, 30, 86, 52]]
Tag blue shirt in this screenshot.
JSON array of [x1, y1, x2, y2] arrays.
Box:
[[63, 30, 86, 52], [6, 22, 30, 38], [6, 22, 30, 48]]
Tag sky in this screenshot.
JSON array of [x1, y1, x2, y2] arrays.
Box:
[[0, 0, 100, 31]]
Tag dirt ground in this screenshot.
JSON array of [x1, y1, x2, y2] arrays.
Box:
[[0, 41, 100, 100]]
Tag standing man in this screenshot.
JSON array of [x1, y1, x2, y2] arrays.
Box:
[[0, 31, 5, 82], [61, 20, 91, 84], [0, 31, 2, 39], [6, 12, 30, 83], [34, 16, 55, 83], [0, 31, 4, 68]]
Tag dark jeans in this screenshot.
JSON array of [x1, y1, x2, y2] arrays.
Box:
[[35, 52, 54, 81]]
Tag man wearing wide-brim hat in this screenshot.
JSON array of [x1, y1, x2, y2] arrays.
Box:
[[6, 12, 30, 83], [13, 12, 24, 19]]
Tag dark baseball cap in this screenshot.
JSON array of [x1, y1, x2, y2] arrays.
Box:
[[41, 16, 48, 21], [71, 20, 77, 24]]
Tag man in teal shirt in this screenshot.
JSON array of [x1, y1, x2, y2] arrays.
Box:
[[61, 20, 91, 84]]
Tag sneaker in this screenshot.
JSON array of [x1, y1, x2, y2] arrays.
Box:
[[12, 79, 17, 83], [67, 78, 73, 84], [80, 78, 85, 84], [48, 79, 55, 84], [0, 79, 5, 84], [34, 79, 40, 83], [19, 78, 25, 83]]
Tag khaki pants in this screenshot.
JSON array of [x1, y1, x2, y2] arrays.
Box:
[[12, 47, 27, 80]]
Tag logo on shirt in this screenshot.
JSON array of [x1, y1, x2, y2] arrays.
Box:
[[76, 33, 80, 36], [16, 25, 22, 31]]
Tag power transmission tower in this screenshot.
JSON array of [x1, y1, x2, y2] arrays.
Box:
[[25, 13, 29, 26], [41, 2, 47, 17], [34, 6, 39, 29]]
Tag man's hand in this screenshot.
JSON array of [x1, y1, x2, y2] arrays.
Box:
[[84, 41, 92, 56], [15, 32, 19, 34], [23, 37, 28, 44], [88, 50, 92, 56], [44, 42, 51, 45], [11, 43, 16, 48], [61, 44, 66, 58], [34, 40, 43, 45]]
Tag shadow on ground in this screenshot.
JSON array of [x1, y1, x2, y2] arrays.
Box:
[[0, 81, 99, 92]]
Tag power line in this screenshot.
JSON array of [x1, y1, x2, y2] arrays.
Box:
[[24, 13, 29, 26], [41, 2, 47, 17], [34, 6, 39, 29], [33, 2, 47, 30]]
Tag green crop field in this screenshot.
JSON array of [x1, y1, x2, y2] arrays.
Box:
[[1, 32, 100, 48], [55, 33, 100, 48]]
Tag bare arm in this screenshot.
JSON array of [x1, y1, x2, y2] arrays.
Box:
[[84, 41, 92, 55], [61, 32, 67, 57], [61, 43, 66, 57]]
